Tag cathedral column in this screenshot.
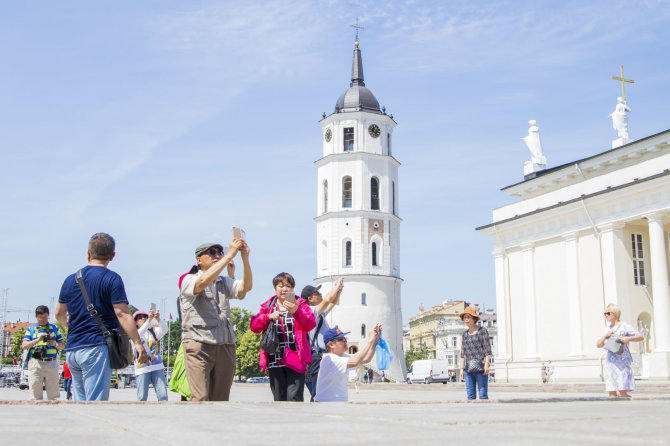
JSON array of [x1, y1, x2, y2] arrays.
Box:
[[598, 222, 627, 306], [493, 248, 509, 360], [645, 213, 670, 352], [521, 243, 538, 359], [562, 232, 584, 357]]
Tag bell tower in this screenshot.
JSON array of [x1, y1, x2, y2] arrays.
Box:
[[315, 38, 406, 381]]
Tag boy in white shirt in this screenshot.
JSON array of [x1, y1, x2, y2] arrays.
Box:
[[314, 323, 382, 402]]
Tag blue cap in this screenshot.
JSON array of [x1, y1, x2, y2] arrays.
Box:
[[323, 326, 351, 344]]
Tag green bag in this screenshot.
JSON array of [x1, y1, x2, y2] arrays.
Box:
[[169, 344, 191, 400]]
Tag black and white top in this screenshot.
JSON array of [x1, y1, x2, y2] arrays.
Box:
[[267, 309, 297, 369], [460, 327, 492, 361]]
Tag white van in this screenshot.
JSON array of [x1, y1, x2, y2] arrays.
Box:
[[406, 359, 451, 384]]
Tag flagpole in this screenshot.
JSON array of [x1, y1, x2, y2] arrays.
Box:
[[167, 313, 172, 377]]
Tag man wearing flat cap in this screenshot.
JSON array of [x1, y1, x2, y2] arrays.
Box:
[[179, 237, 252, 401]]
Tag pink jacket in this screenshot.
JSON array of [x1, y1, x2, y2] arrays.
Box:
[[250, 295, 316, 372]]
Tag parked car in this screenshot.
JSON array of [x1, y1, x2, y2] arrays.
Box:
[[406, 359, 451, 384], [245, 376, 270, 383]]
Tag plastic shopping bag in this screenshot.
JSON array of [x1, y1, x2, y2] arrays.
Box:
[[375, 335, 393, 371]]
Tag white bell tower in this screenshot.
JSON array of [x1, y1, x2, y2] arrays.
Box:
[[315, 40, 406, 381]]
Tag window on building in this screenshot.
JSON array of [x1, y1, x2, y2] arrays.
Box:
[[321, 240, 327, 270], [387, 133, 392, 156], [447, 356, 453, 365], [345, 241, 352, 266], [370, 177, 380, 210], [361, 292, 366, 305], [342, 176, 352, 208], [490, 338, 494, 347], [343, 127, 354, 151], [632, 233, 646, 285], [371, 242, 378, 266], [392, 181, 396, 215], [361, 324, 366, 337], [323, 180, 328, 213], [452, 337, 457, 347]]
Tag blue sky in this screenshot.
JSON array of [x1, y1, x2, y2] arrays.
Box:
[[1, 0, 669, 323]]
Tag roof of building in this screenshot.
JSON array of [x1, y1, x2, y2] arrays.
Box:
[[334, 42, 382, 115]]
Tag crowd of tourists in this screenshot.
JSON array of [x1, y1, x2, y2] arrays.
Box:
[[19, 232, 643, 403]]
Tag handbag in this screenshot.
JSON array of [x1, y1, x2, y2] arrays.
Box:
[[465, 358, 485, 374], [603, 334, 624, 355], [260, 297, 280, 354], [75, 269, 132, 369]]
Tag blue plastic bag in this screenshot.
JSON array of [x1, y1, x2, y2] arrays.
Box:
[[375, 335, 393, 371]]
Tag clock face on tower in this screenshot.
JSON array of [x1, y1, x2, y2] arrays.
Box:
[[368, 124, 381, 138], [324, 128, 332, 142]]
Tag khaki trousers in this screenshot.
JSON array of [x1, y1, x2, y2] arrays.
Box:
[[28, 358, 60, 400], [183, 342, 236, 401]]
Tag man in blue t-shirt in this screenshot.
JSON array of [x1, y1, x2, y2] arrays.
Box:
[[55, 232, 147, 401], [21, 305, 64, 400]]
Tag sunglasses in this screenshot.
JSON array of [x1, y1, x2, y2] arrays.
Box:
[[203, 248, 223, 257], [334, 337, 347, 343], [604, 312, 612, 316]]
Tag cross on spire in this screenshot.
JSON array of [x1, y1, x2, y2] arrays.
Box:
[[611, 65, 635, 102], [351, 18, 364, 43]]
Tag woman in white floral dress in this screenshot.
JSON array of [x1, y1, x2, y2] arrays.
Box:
[[597, 304, 643, 398]]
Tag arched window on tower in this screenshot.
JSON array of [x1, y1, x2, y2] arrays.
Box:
[[361, 323, 366, 337], [361, 293, 367, 305], [343, 127, 354, 151], [370, 177, 380, 210], [345, 241, 352, 266], [323, 180, 328, 214], [342, 176, 352, 208], [321, 240, 327, 270], [392, 181, 396, 215], [371, 242, 378, 266]]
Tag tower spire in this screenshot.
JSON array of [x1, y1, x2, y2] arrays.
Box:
[[350, 18, 365, 87]]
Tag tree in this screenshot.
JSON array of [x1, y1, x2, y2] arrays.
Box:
[[405, 349, 424, 371], [236, 329, 262, 380], [10, 327, 26, 359], [55, 321, 68, 360], [162, 319, 182, 367]]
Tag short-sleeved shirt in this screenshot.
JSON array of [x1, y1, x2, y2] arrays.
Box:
[[180, 270, 243, 344], [24, 323, 63, 359], [314, 353, 352, 402], [58, 265, 128, 352], [460, 327, 492, 361], [307, 307, 331, 353]]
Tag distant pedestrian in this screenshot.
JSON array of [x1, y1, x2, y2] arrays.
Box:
[[367, 368, 373, 384], [21, 305, 64, 400], [133, 308, 169, 401], [55, 233, 147, 401], [545, 360, 554, 384], [62, 362, 72, 400], [250, 272, 316, 401], [314, 325, 382, 402], [598, 304, 643, 398], [303, 277, 344, 401], [179, 238, 252, 401], [355, 366, 364, 393], [541, 362, 547, 384], [459, 307, 491, 400]]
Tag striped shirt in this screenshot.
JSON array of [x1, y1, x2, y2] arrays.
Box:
[[24, 323, 63, 360]]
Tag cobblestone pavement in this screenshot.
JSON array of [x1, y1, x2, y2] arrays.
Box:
[[1, 383, 669, 445]]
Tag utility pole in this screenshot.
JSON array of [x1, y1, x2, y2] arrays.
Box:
[[160, 297, 167, 358], [0, 289, 8, 362]]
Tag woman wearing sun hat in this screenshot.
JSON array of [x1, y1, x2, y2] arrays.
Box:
[[459, 306, 491, 400]]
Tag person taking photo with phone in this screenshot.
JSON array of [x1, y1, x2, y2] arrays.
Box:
[[250, 272, 315, 401], [133, 308, 169, 401]]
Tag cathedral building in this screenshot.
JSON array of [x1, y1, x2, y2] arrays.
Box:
[[314, 40, 406, 381]]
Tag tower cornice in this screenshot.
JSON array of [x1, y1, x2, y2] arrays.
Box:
[[314, 210, 403, 223], [315, 152, 401, 168]]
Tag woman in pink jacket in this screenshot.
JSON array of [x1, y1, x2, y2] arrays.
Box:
[[250, 272, 316, 401]]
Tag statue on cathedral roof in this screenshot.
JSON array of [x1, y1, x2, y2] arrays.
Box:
[[609, 96, 632, 141], [523, 120, 546, 177]]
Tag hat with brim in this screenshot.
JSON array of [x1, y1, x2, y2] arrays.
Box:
[[133, 311, 149, 320], [300, 284, 322, 300], [195, 243, 224, 257], [323, 326, 351, 344], [459, 307, 479, 321]]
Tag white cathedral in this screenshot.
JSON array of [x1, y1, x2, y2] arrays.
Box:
[[478, 99, 670, 382], [314, 40, 406, 381]]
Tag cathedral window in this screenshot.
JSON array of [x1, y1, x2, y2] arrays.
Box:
[[342, 176, 352, 208], [631, 233, 646, 285], [323, 180, 328, 213], [343, 127, 354, 151], [392, 181, 396, 215], [345, 240, 352, 266], [371, 242, 378, 266], [370, 177, 380, 210], [387, 133, 392, 156], [361, 292, 367, 305], [361, 323, 366, 337], [321, 240, 327, 270]]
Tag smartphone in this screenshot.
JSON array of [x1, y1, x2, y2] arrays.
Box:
[[232, 227, 246, 241], [284, 291, 295, 303], [150, 303, 156, 311]]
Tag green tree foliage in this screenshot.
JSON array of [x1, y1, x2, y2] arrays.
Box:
[[10, 327, 26, 358], [236, 329, 262, 379], [1, 357, 14, 365], [162, 319, 182, 367], [55, 321, 68, 360], [404, 349, 424, 371]]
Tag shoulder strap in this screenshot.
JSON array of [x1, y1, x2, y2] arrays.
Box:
[[75, 269, 111, 337]]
